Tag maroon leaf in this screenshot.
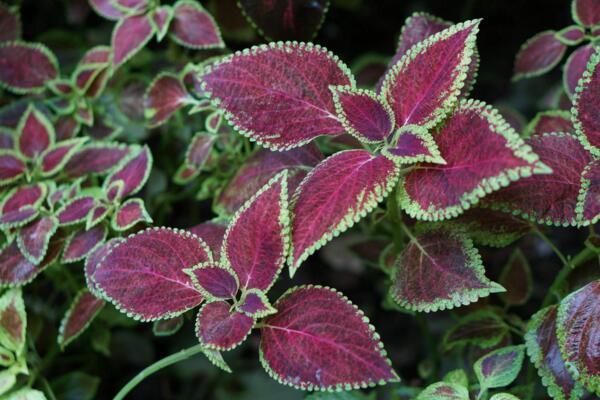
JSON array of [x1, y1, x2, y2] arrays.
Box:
[[238, 0, 328, 41], [380, 20, 479, 129], [17, 216, 58, 265], [513, 31, 566, 80], [153, 315, 183, 336], [186, 263, 238, 300], [572, 49, 600, 156], [94, 227, 211, 321], [87, 204, 110, 229], [0, 151, 26, 185], [58, 289, 105, 348], [572, 0, 600, 27], [57, 196, 96, 226], [556, 25, 585, 45], [238, 289, 276, 317], [0, 3, 21, 42], [525, 110, 573, 136], [1, 183, 45, 215], [260, 286, 398, 390], [150, 5, 173, 41], [330, 86, 394, 143], [485, 133, 591, 226], [40, 138, 87, 176], [0, 289, 26, 354], [0, 206, 37, 228], [88, 0, 126, 20], [222, 172, 288, 291], [16, 106, 54, 159], [185, 132, 216, 168], [290, 150, 398, 273], [195, 300, 253, 350], [577, 159, 600, 224], [188, 220, 227, 258], [85, 238, 123, 298], [451, 208, 531, 248], [216, 144, 322, 214], [556, 280, 600, 395], [204, 111, 222, 133], [525, 305, 585, 400], [564, 45, 594, 99], [65, 142, 132, 177], [382, 124, 444, 164], [390, 226, 504, 312], [112, 198, 152, 231], [144, 72, 191, 127], [0, 41, 59, 93], [170, 0, 224, 49], [399, 100, 546, 221], [105, 145, 152, 200], [498, 249, 532, 306], [62, 226, 107, 263], [111, 14, 154, 68], [199, 42, 355, 150], [54, 115, 80, 140]]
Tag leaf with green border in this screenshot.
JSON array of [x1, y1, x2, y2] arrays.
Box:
[[0, 41, 59, 94], [0, 289, 26, 355], [382, 124, 444, 165], [195, 300, 254, 351], [111, 198, 152, 231], [450, 208, 531, 248], [16, 105, 55, 160], [572, 48, 600, 156], [513, 31, 566, 81], [443, 310, 509, 350], [17, 216, 58, 265], [152, 315, 183, 337], [474, 345, 525, 392], [57, 289, 105, 349], [416, 382, 469, 399], [525, 110, 573, 137], [237, 288, 276, 318]]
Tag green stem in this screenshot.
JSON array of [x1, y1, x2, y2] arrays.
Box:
[[534, 228, 570, 268], [114, 344, 205, 400]]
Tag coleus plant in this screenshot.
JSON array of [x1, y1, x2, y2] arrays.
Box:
[[91, 172, 399, 394]]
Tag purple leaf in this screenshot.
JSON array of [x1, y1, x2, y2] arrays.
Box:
[[525, 305, 585, 400], [390, 226, 504, 312], [150, 5, 173, 41], [17, 105, 54, 159], [199, 42, 355, 150], [382, 124, 444, 164], [577, 159, 600, 224], [0, 151, 26, 185], [260, 285, 398, 390], [85, 238, 123, 298], [188, 220, 227, 258], [499, 249, 532, 306], [1, 183, 46, 214], [111, 14, 154, 69], [399, 100, 547, 221], [195, 300, 254, 350], [57, 196, 96, 226], [556, 25, 585, 45], [474, 346, 525, 393], [0, 206, 37, 228], [290, 150, 398, 273], [0, 3, 20, 42], [238, 0, 328, 41], [111, 198, 152, 231], [17, 216, 58, 265], [0, 129, 14, 149], [88, 0, 126, 20], [222, 172, 288, 291], [104, 145, 152, 200], [185, 263, 238, 300], [525, 110, 573, 136], [112, 0, 149, 13], [572, 49, 600, 156], [58, 289, 105, 348], [153, 315, 183, 336], [380, 20, 479, 129], [238, 289, 276, 318], [170, 0, 224, 49], [484, 133, 590, 226], [513, 31, 566, 80], [65, 142, 132, 177], [87, 204, 110, 230], [62, 226, 107, 263], [94, 227, 211, 321], [451, 208, 531, 248], [564, 45, 594, 99], [55, 115, 81, 140], [0, 41, 59, 93], [0, 289, 26, 354], [40, 138, 87, 176], [216, 144, 322, 214], [185, 132, 216, 168], [556, 280, 600, 395], [144, 72, 190, 127], [330, 86, 394, 143], [572, 0, 600, 27]]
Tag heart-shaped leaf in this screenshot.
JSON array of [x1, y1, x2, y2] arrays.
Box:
[[216, 144, 322, 214], [564, 45, 594, 99], [474, 345, 525, 392], [185, 263, 239, 300], [443, 311, 509, 351], [188, 220, 227, 258], [65, 142, 132, 177], [0, 151, 26, 185], [150, 5, 173, 41], [238, 0, 328, 41], [62, 226, 107, 263], [58, 289, 105, 349], [513, 31, 566, 80], [111, 198, 152, 231], [94, 227, 211, 321], [330, 86, 394, 143], [17, 216, 58, 265], [104, 145, 152, 201], [199, 42, 355, 150], [170, 0, 224, 49], [572, 49, 600, 156], [0, 289, 26, 355], [260, 285, 398, 390], [111, 14, 154, 69], [525, 110, 573, 136], [153, 315, 183, 336], [195, 300, 254, 351], [525, 305, 585, 400], [144, 72, 191, 127], [399, 100, 546, 221], [450, 208, 531, 248], [484, 133, 590, 226], [556, 280, 600, 395], [390, 226, 504, 312], [238, 289, 276, 318], [416, 382, 469, 400], [0, 3, 21, 42], [289, 150, 399, 274], [88, 0, 126, 20], [499, 249, 532, 306], [0, 41, 59, 93], [380, 20, 479, 129], [57, 196, 96, 226], [17, 105, 54, 159], [222, 171, 288, 292], [40, 138, 87, 176], [382, 124, 444, 164], [572, 0, 600, 27]]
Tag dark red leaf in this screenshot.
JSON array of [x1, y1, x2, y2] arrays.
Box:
[[188, 220, 227, 258], [572, 0, 600, 27], [40, 138, 87, 176], [0, 3, 21, 42], [0, 151, 26, 185], [17, 106, 54, 159], [170, 0, 224, 49], [1, 183, 45, 214], [88, 0, 126, 20], [186, 264, 238, 300], [499, 249, 532, 306], [57, 196, 96, 226], [0, 289, 26, 354], [62, 226, 106, 263], [105, 145, 152, 200], [0, 41, 59, 93], [525, 110, 573, 136], [382, 124, 444, 164], [111, 14, 154, 68], [17, 216, 58, 265], [195, 300, 253, 350], [65, 142, 132, 177], [238, 289, 276, 317], [451, 208, 531, 248], [58, 289, 105, 348], [150, 5, 173, 41], [112, 198, 152, 231], [85, 238, 123, 298], [513, 31, 566, 80], [564, 45, 594, 100], [153, 315, 183, 336], [185, 132, 216, 168], [572, 49, 600, 156], [144, 72, 190, 127], [443, 311, 509, 350], [54, 115, 80, 140]]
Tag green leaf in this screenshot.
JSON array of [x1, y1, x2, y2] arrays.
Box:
[[443, 310, 509, 350], [474, 345, 525, 392], [51, 372, 100, 400], [5, 388, 47, 400], [416, 382, 469, 399], [443, 369, 469, 388], [490, 394, 520, 400], [0, 289, 26, 355]]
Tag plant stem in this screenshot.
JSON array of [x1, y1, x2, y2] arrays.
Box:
[[114, 344, 205, 400], [534, 228, 570, 268]]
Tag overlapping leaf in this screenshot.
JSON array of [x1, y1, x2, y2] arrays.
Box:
[[416, 382, 469, 400], [564, 45, 594, 99], [62, 226, 106, 263], [195, 300, 253, 350], [170, 0, 224, 49], [572, 49, 600, 156], [572, 0, 600, 27], [17, 216, 58, 265], [144, 72, 191, 127], [526, 110, 573, 136], [513, 31, 566, 80], [0, 289, 26, 354], [0, 41, 58, 93], [474, 345, 525, 392], [111, 14, 154, 68]]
